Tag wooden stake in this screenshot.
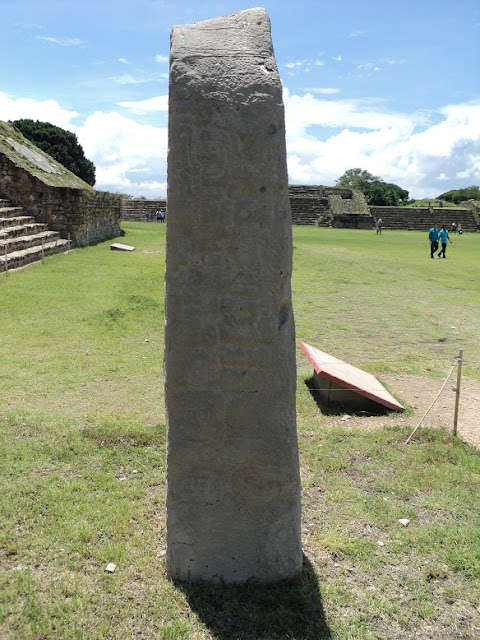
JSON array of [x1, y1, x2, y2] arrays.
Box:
[[453, 349, 463, 437]]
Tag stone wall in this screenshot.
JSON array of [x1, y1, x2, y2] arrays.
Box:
[[370, 205, 479, 232], [0, 121, 121, 247], [122, 199, 167, 221], [290, 185, 371, 227], [124, 187, 372, 228], [460, 200, 480, 227]]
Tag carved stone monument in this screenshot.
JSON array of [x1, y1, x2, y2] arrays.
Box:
[[165, 8, 302, 583]]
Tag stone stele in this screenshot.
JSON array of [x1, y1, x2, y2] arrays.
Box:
[[165, 8, 302, 583]]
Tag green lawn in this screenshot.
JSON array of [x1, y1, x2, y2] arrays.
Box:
[[1, 222, 479, 639]]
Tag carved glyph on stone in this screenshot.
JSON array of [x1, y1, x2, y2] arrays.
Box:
[[165, 8, 302, 583]]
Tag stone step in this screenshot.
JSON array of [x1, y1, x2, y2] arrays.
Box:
[[0, 239, 71, 271], [0, 206, 24, 218], [0, 215, 35, 229], [0, 230, 61, 253], [0, 223, 48, 240]]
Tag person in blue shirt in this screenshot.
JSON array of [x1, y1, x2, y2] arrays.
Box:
[[428, 224, 439, 258], [437, 225, 452, 258]]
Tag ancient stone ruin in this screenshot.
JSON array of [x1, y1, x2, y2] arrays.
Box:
[[164, 8, 302, 583], [0, 121, 121, 259]]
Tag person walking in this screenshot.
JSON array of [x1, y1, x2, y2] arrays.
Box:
[[428, 223, 439, 258], [438, 224, 452, 258], [376, 218, 382, 235]]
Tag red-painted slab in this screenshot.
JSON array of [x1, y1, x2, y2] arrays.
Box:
[[300, 341, 404, 412]]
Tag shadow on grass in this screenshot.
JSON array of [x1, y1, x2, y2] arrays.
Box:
[[178, 555, 331, 639], [305, 376, 390, 417]]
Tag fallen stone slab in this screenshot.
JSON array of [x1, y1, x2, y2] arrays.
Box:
[[110, 243, 135, 251], [301, 341, 404, 412]]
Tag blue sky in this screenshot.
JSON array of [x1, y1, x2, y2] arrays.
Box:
[[1, 0, 479, 198]]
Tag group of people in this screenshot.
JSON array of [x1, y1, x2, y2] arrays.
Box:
[[428, 224, 453, 259], [145, 210, 165, 222]]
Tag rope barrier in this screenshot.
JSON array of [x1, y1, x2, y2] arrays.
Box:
[[404, 357, 460, 445]]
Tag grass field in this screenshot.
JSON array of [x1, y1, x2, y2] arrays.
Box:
[[1, 222, 479, 639]]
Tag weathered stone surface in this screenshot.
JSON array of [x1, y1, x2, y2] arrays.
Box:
[[165, 8, 302, 583]]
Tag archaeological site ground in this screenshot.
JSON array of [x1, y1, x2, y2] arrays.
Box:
[[1, 222, 479, 639]]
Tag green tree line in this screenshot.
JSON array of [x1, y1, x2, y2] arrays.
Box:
[[336, 168, 479, 207]]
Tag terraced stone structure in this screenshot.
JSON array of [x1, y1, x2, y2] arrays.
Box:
[[165, 8, 302, 583], [0, 121, 121, 267], [370, 205, 479, 232], [0, 196, 70, 271]]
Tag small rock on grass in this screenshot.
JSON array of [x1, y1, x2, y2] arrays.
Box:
[[398, 518, 410, 527], [105, 562, 117, 573]]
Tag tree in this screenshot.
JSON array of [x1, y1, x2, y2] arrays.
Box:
[[365, 181, 409, 206], [336, 168, 409, 206], [335, 168, 381, 193], [438, 186, 480, 204], [11, 119, 96, 186]]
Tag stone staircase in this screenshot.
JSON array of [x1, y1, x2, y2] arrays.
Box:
[[290, 195, 332, 226], [370, 206, 479, 232], [0, 198, 71, 272]]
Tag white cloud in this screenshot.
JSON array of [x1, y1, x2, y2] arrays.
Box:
[[36, 36, 83, 46], [118, 58, 129, 65], [0, 92, 78, 128], [117, 95, 168, 114], [306, 88, 341, 95], [1, 90, 479, 201], [109, 74, 151, 85], [285, 57, 324, 74], [155, 54, 169, 63], [348, 29, 366, 38], [285, 60, 307, 69], [283, 90, 480, 198], [76, 111, 168, 197], [357, 62, 381, 74], [384, 58, 404, 66], [283, 89, 413, 138]]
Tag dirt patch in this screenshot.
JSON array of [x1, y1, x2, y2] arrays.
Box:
[[328, 374, 480, 449]]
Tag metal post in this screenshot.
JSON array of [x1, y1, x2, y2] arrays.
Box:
[[453, 349, 463, 437]]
